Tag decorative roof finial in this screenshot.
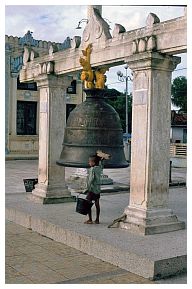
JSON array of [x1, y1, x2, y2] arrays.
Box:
[[87, 5, 102, 19]]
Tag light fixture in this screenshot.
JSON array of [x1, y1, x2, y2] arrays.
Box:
[[76, 19, 88, 29], [76, 18, 112, 30], [117, 71, 123, 77]]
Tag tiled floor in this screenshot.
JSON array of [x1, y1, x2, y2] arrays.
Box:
[[5, 221, 154, 284]]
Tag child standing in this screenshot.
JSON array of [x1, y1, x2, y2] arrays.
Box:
[[84, 150, 110, 224]]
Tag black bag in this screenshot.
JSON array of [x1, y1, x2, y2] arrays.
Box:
[[23, 178, 38, 192], [76, 197, 93, 215]]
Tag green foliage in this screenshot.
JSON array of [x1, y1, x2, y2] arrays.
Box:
[[107, 93, 132, 133], [171, 76, 187, 112]]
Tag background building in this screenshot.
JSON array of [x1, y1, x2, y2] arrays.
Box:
[[5, 31, 83, 159], [171, 110, 187, 144]]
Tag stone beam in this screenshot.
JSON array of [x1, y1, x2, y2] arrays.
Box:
[[20, 14, 186, 83]]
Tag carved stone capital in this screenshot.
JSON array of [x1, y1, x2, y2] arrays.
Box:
[[126, 52, 181, 72], [34, 73, 72, 89]]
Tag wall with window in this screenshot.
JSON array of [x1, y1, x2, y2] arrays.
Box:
[[5, 33, 83, 159], [8, 83, 39, 157], [17, 101, 37, 135], [171, 127, 187, 143]]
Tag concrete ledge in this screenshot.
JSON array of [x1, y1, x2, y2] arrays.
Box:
[[154, 256, 187, 280], [5, 207, 31, 229]]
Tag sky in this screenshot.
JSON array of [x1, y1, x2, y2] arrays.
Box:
[[5, 3, 187, 94]]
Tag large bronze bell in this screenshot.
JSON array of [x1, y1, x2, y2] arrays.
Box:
[[57, 88, 128, 168]]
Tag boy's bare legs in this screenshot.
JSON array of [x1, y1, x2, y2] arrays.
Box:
[[94, 199, 100, 224], [84, 192, 93, 224], [84, 193, 100, 224], [84, 208, 93, 224], [88, 209, 93, 222]]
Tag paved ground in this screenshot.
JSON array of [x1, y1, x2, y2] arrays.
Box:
[[5, 220, 155, 284], [5, 159, 186, 194], [5, 160, 187, 284], [6, 221, 187, 284]]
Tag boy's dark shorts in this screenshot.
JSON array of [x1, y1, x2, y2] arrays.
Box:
[[86, 191, 100, 202]]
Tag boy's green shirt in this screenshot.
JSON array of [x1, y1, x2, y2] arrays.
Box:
[[86, 161, 103, 194]]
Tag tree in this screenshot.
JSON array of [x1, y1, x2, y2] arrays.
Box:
[[171, 76, 187, 112], [107, 93, 132, 133]]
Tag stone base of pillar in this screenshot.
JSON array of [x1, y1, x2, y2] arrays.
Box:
[[119, 206, 185, 235], [29, 194, 75, 204], [29, 183, 76, 204]]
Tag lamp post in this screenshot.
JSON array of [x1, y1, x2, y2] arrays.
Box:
[[117, 64, 132, 135]]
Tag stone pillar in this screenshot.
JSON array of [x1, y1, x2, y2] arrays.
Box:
[[10, 73, 18, 136], [120, 52, 185, 234], [5, 44, 11, 154], [31, 73, 75, 204]]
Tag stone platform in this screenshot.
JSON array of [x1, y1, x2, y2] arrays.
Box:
[[5, 160, 187, 280], [6, 187, 186, 280]]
